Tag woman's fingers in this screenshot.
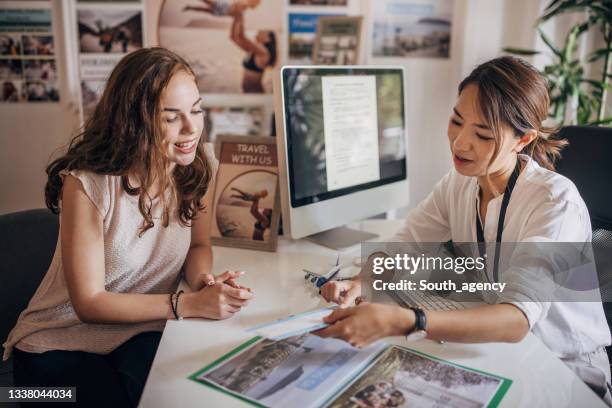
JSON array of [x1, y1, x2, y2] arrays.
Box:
[[321, 281, 347, 303], [313, 323, 342, 339], [223, 284, 255, 301], [323, 306, 354, 324], [225, 278, 241, 289], [201, 273, 216, 287], [223, 305, 242, 315], [215, 270, 245, 283], [224, 296, 250, 308]]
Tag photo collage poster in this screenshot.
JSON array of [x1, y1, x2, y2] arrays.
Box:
[[0, 5, 59, 103], [76, 0, 144, 121], [370, 0, 453, 59]]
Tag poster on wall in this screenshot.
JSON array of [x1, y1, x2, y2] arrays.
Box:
[[371, 0, 452, 59], [0, 6, 59, 103], [288, 13, 343, 64], [312, 16, 362, 65], [204, 105, 265, 143], [158, 0, 282, 94], [76, 2, 144, 120]]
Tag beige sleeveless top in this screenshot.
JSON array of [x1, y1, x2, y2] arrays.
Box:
[[2, 144, 217, 360]]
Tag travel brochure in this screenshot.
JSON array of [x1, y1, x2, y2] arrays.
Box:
[[190, 310, 512, 408]]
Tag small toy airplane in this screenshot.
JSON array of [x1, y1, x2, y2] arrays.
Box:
[[303, 254, 351, 289]]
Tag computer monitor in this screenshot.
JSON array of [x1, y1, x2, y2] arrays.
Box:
[[274, 66, 409, 249]]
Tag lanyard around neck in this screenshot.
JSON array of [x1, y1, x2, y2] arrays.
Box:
[[476, 160, 521, 282]]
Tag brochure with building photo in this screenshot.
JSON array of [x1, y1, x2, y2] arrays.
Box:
[[190, 334, 388, 408], [190, 338, 511, 408], [327, 345, 512, 408]]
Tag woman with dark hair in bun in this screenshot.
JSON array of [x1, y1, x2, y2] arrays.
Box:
[[319, 56, 611, 403]]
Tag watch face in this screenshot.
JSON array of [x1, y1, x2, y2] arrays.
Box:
[[406, 330, 427, 342]]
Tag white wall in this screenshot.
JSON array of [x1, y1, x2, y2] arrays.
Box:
[[0, 0, 543, 215]]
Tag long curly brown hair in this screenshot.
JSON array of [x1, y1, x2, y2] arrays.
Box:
[[45, 47, 212, 234]]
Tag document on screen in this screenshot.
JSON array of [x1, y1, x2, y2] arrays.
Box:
[[322, 75, 381, 191]]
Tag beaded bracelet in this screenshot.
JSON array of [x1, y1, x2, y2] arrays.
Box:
[[171, 290, 184, 320]]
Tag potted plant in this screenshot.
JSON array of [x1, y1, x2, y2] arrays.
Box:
[[504, 0, 611, 126]]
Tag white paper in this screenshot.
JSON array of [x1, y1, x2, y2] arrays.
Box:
[[248, 308, 334, 340], [322, 75, 381, 191]]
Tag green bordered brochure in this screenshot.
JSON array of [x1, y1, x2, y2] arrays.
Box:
[[189, 334, 512, 408]]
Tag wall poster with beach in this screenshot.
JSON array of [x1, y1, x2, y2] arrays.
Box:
[[371, 0, 452, 59], [76, 1, 144, 120], [158, 0, 282, 94]]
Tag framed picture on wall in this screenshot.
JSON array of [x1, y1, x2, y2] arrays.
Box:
[[203, 105, 265, 144], [312, 16, 362, 65], [370, 0, 452, 59], [210, 135, 281, 252]]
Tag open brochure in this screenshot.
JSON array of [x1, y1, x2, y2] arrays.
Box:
[[189, 334, 512, 408]]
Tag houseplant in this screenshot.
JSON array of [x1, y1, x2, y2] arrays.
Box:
[[504, 0, 611, 126]]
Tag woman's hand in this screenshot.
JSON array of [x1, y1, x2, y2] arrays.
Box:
[[182, 282, 254, 320], [320, 278, 362, 307], [194, 270, 251, 291], [314, 303, 415, 348]]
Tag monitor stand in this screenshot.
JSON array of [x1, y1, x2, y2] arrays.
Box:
[[305, 226, 378, 250]]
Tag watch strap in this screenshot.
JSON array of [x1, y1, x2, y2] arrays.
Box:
[[410, 307, 427, 332]]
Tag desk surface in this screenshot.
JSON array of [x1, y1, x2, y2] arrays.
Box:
[[139, 221, 604, 408]]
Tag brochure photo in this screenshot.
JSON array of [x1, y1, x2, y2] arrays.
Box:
[[191, 334, 387, 408], [327, 345, 512, 408]]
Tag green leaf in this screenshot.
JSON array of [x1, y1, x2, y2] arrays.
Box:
[[502, 47, 540, 56], [580, 79, 604, 89], [539, 28, 563, 59], [544, 0, 563, 12], [563, 25, 583, 62], [539, 0, 591, 22], [589, 4, 612, 19], [587, 47, 612, 62], [587, 117, 612, 126]]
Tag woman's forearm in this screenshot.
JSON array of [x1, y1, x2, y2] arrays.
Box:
[[393, 303, 529, 343], [183, 244, 214, 291], [74, 291, 175, 324]]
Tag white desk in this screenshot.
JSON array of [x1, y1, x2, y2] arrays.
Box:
[[139, 221, 605, 408]]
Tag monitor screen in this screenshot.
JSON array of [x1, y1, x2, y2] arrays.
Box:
[[281, 67, 407, 208]]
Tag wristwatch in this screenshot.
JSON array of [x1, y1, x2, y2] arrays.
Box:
[[406, 307, 427, 341]]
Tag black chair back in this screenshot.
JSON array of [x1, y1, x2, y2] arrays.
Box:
[[0, 209, 59, 346], [555, 125, 612, 366], [556, 126, 612, 231]]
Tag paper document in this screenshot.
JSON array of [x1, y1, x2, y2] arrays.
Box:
[[248, 308, 335, 340], [321, 75, 381, 191]]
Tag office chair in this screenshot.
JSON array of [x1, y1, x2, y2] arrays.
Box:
[[555, 125, 612, 365], [0, 209, 59, 387]]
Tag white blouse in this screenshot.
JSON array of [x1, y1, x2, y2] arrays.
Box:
[[393, 154, 611, 358]]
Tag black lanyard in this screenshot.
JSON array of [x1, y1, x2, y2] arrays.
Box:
[[476, 161, 521, 282]]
